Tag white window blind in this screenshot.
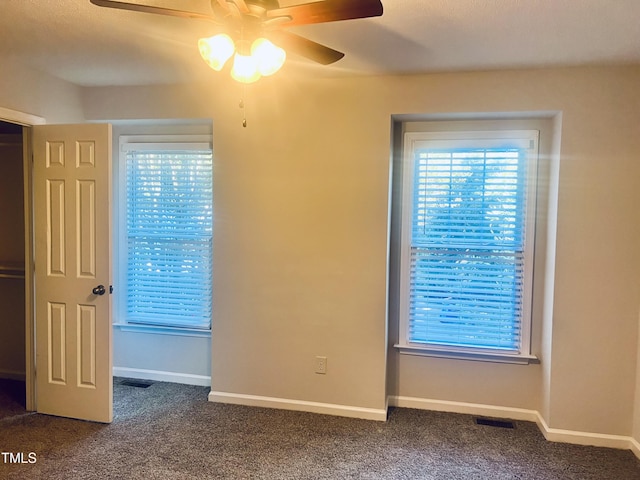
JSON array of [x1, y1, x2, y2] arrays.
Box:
[[401, 131, 538, 356], [124, 141, 213, 330]]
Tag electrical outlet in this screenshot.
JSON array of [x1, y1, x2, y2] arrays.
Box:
[[315, 356, 327, 375]]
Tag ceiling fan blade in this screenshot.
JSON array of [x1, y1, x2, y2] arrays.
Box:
[[215, 0, 250, 15], [215, 0, 230, 11], [267, 0, 383, 27], [233, 0, 250, 14], [270, 31, 344, 65], [89, 0, 217, 23]]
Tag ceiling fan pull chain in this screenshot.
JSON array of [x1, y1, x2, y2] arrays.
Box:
[[240, 84, 247, 127]]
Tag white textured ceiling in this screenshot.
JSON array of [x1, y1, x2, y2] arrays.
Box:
[[1, 0, 639, 87]]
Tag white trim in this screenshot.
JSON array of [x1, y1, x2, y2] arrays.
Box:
[[113, 367, 211, 387], [23, 127, 35, 411], [115, 133, 214, 331], [535, 414, 633, 450], [630, 437, 640, 459], [389, 395, 538, 422], [204, 391, 640, 458], [119, 134, 212, 151], [395, 344, 539, 365], [388, 395, 640, 457], [398, 128, 539, 358], [0, 369, 26, 382], [209, 391, 388, 421], [113, 322, 211, 338], [0, 107, 45, 126], [121, 142, 212, 152]]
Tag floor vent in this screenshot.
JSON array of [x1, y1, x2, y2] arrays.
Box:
[[120, 380, 153, 389], [475, 418, 515, 429]]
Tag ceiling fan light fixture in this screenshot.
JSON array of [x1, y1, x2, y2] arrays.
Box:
[[90, 0, 385, 83], [230, 52, 262, 84], [251, 38, 286, 76], [198, 33, 236, 71]]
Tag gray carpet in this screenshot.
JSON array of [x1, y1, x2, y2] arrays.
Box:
[[1, 378, 639, 479]]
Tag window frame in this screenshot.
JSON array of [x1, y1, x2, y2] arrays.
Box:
[[115, 134, 213, 336], [396, 130, 540, 364]]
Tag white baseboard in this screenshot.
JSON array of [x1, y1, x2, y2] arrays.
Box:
[[630, 437, 640, 459], [0, 369, 26, 381], [388, 395, 640, 459], [389, 395, 539, 422], [113, 367, 211, 387], [534, 413, 632, 450], [209, 391, 388, 421]]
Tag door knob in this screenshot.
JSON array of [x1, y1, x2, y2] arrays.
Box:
[[92, 285, 106, 296]]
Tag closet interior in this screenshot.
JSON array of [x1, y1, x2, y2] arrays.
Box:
[[0, 120, 26, 410]]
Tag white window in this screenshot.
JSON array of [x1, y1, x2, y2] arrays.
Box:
[[119, 135, 213, 331], [397, 130, 539, 362]]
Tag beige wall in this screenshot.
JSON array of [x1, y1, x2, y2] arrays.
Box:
[[545, 70, 640, 435], [0, 59, 84, 123], [81, 65, 640, 435]]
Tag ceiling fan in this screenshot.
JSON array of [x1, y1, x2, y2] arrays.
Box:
[[89, 0, 384, 83]]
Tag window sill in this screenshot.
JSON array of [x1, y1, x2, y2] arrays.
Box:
[[113, 322, 211, 338], [395, 344, 539, 365]]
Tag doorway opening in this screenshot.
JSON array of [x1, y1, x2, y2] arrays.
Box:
[[0, 116, 212, 423], [0, 120, 27, 417]]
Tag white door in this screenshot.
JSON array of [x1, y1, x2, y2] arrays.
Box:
[[33, 124, 113, 423]]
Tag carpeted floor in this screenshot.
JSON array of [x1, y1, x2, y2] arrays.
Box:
[[0, 379, 26, 420], [1, 378, 639, 479]]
